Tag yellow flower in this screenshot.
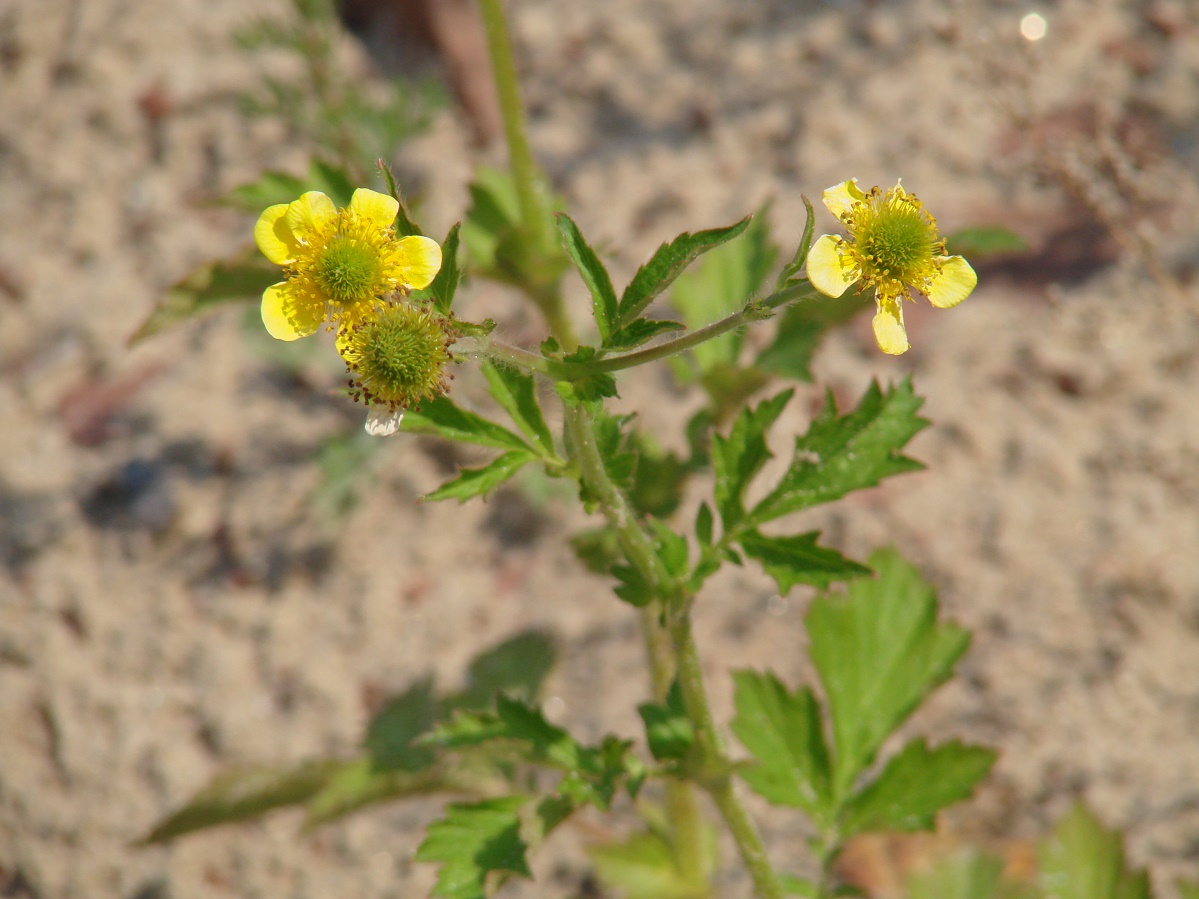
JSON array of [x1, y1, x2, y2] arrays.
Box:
[[340, 301, 456, 436], [805, 179, 976, 355], [254, 188, 442, 341]]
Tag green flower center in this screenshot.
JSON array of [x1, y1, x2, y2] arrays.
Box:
[[343, 303, 452, 409], [315, 235, 382, 305], [855, 200, 935, 282]]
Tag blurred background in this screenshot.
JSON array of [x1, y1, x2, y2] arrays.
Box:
[[1, 0, 1198, 895]]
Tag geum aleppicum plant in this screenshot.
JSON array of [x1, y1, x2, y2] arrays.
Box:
[[806, 179, 977, 354]]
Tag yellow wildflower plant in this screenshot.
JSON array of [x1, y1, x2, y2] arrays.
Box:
[[254, 188, 442, 342], [806, 179, 976, 355]]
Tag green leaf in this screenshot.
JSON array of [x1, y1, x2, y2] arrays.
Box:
[[755, 288, 870, 383], [411, 222, 461, 314], [711, 390, 793, 533], [807, 549, 971, 799], [445, 630, 558, 712], [607, 317, 686, 350], [637, 682, 695, 762], [840, 738, 996, 837], [138, 760, 340, 843], [780, 873, 818, 896], [747, 379, 927, 528], [589, 829, 709, 899], [945, 226, 1028, 258], [482, 360, 555, 457], [222, 158, 356, 212], [401, 396, 533, 452], [130, 248, 277, 343], [695, 502, 714, 547], [301, 756, 445, 830], [378, 160, 423, 237], [364, 678, 439, 772], [557, 214, 619, 343], [555, 346, 619, 405], [730, 671, 831, 819], [618, 216, 752, 326], [669, 209, 777, 373], [415, 797, 532, 899], [739, 530, 872, 592], [774, 195, 817, 290], [629, 438, 689, 518], [570, 526, 621, 574], [423, 451, 535, 502], [1039, 804, 1152, 899], [462, 167, 520, 272], [906, 850, 1009, 899]]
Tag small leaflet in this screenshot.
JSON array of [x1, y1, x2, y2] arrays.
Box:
[[365, 406, 403, 437]]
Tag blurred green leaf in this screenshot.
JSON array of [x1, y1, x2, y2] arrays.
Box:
[[301, 756, 446, 830], [906, 850, 1010, 899], [364, 678, 439, 772], [415, 797, 532, 899], [1039, 804, 1151, 899], [589, 829, 710, 899], [637, 682, 695, 762], [482, 361, 556, 458], [780, 873, 818, 896], [739, 530, 871, 593], [1178, 881, 1199, 899], [840, 738, 996, 837], [755, 288, 870, 384], [424, 451, 536, 503], [557, 214, 620, 344], [446, 630, 557, 711], [222, 159, 356, 211], [570, 526, 621, 574], [130, 248, 276, 344], [401, 396, 534, 452], [730, 671, 832, 820], [618, 216, 752, 327], [711, 390, 793, 534], [945, 226, 1029, 258], [807, 550, 971, 800], [628, 434, 689, 518], [139, 760, 340, 843], [746, 379, 927, 528], [462, 166, 522, 272]]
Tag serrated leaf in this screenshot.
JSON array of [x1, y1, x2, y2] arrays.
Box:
[[482, 360, 555, 457], [364, 678, 439, 771], [669, 209, 777, 372], [746, 379, 927, 528], [130, 248, 277, 343], [401, 396, 533, 452], [637, 682, 695, 762], [712, 390, 793, 533], [807, 549, 971, 800], [557, 214, 619, 343], [412, 222, 460, 313], [945, 226, 1028, 258], [424, 451, 535, 502], [589, 829, 709, 899], [415, 797, 532, 899], [755, 288, 870, 383], [906, 849, 1011, 899], [378, 160, 423, 237], [445, 630, 557, 712], [139, 760, 340, 843], [607, 317, 686, 350], [619, 216, 752, 326], [1039, 804, 1152, 899], [730, 671, 832, 820], [840, 738, 996, 837], [739, 530, 872, 593]]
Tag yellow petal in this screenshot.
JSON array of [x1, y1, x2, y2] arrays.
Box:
[[285, 191, 336, 239], [821, 179, 867, 221], [349, 188, 399, 230], [806, 234, 860, 298], [394, 235, 443, 290], [925, 255, 977, 308], [872, 296, 910, 355], [254, 204, 298, 265], [261, 282, 324, 341]]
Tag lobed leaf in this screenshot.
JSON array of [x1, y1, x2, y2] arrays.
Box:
[[711, 390, 793, 533], [557, 214, 620, 343], [415, 797, 532, 899], [423, 451, 535, 503], [739, 529, 872, 593], [839, 738, 997, 837], [618, 216, 752, 326], [482, 360, 555, 457], [807, 549, 971, 800], [746, 379, 927, 528], [730, 671, 832, 820]]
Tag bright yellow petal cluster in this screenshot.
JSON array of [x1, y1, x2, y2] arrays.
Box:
[[254, 188, 443, 342], [806, 179, 976, 355]]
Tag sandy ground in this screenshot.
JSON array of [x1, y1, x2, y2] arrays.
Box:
[[2, 0, 1199, 896]]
